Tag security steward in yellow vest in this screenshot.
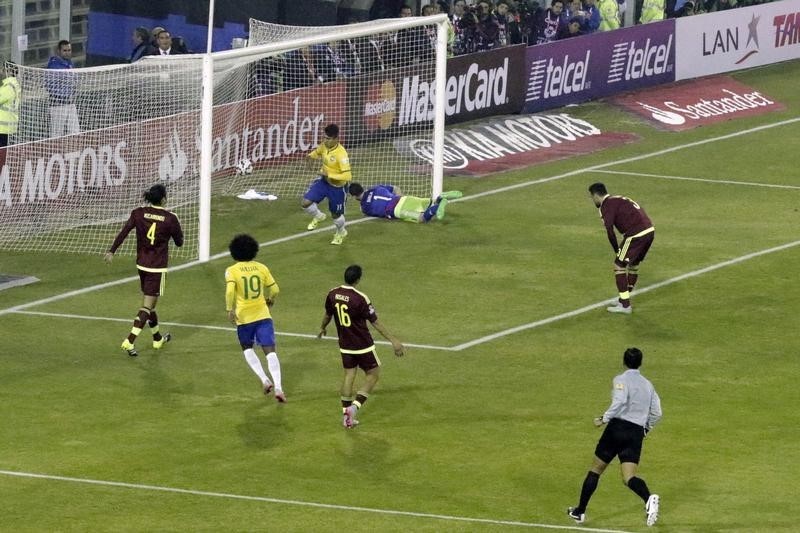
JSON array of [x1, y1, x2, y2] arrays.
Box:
[[0, 62, 21, 148]]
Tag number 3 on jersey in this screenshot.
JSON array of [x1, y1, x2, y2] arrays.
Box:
[[334, 302, 351, 327], [146, 222, 157, 245]]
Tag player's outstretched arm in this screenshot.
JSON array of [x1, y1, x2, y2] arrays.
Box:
[[371, 319, 404, 356], [318, 313, 333, 339]]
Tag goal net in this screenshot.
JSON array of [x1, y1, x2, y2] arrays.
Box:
[[0, 14, 447, 259]]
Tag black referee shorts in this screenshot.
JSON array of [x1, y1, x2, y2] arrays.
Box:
[[594, 418, 646, 464]]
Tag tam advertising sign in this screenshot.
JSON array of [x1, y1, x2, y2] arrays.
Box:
[[675, 0, 800, 80], [524, 20, 676, 113]]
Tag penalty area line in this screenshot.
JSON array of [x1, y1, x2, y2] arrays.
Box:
[[10, 310, 455, 352], [593, 170, 800, 190], [0, 470, 631, 533], [452, 239, 800, 351]]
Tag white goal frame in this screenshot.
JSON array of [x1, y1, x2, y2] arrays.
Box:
[[196, 14, 449, 261]]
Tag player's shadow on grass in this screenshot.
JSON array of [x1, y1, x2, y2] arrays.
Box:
[[236, 401, 287, 450], [136, 352, 194, 405]]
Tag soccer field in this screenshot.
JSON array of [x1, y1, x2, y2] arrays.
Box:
[[2, 61, 799, 532]]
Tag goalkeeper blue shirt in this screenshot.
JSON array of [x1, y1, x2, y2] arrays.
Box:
[[360, 185, 400, 218]]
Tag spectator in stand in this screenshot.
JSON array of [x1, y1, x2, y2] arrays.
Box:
[[563, 0, 586, 26], [149, 30, 187, 56], [46, 40, 80, 138], [451, 0, 469, 54], [151, 26, 166, 47], [473, 1, 502, 51], [533, 0, 566, 44], [284, 47, 319, 90], [597, 0, 621, 30], [639, 0, 665, 22], [708, 0, 737, 11], [580, 0, 602, 33], [671, 0, 697, 16], [557, 15, 585, 38], [504, 1, 526, 45], [130, 27, 154, 63], [493, 1, 511, 46]]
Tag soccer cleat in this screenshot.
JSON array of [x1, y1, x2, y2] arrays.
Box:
[[274, 390, 287, 403], [121, 339, 138, 357], [263, 379, 273, 396], [152, 332, 171, 349], [307, 213, 327, 230], [567, 507, 585, 525], [646, 494, 660, 526], [607, 304, 632, 314], [343, 405, 358, 428], [330, 228, 348, 245], [435, 198, 449, 220], [440, 190, 463, 200]]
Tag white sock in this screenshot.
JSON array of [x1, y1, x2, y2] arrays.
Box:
[[333, 215, 345, 232], [304, 204, 323, 218], [266, 352, 283, 392], [243, 348, 269, 385]]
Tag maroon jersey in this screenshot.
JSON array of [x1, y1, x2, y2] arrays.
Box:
[[599, 195, 653, 250], [109, 205, 183, 271], [324, 285, 378, 354]]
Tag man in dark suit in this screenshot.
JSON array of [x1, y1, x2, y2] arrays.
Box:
[[149, 30, 187, 56]]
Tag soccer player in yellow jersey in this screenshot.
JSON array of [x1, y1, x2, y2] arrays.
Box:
[[302, 123, 352, 245], [225, 234, 286, 402]]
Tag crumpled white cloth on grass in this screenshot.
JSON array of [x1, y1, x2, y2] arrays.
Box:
[[236, 189, 278, 201]]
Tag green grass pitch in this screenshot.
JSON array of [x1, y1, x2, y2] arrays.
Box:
[[1, 61, 799, 532]]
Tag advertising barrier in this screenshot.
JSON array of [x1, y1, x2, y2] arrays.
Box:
[[524, 20, 676, 113], [675, 0, 800, 80]]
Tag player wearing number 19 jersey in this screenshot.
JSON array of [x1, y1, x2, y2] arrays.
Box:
[[105, 184, 183, 356], [588, 182, 655, 314], [225, 234, 285, 402], [319, 264, 404, 428]]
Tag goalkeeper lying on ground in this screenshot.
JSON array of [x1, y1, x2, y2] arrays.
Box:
[[348, 183, 462, 223]]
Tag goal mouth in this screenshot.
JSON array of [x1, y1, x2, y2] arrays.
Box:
[[0, 15, 448, 259]]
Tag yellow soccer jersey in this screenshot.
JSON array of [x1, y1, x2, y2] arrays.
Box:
[[309, 143, 352, 187], [225, 261, 279, 325]]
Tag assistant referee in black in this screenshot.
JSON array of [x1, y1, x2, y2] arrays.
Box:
[[568, 347, 663, 527]]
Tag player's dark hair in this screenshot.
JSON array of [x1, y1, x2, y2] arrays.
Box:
[[143, 183, 167, 205], [588, 182, 608, 196], [349, 182, 364, 196], [229, 234, 259, 262], [324, 124, 339, 138], [344, 264, 362, 285], [623, 347, 643, 369]]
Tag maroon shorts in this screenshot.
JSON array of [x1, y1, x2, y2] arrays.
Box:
[[341, 350, 381, 371], [138, 269, 165, 297], [616, 231, 654, 266]]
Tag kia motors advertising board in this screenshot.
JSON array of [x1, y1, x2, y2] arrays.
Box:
[[524, 20, 676, 113], [675, 0, 800, 80], [611, 76, 784, 131]]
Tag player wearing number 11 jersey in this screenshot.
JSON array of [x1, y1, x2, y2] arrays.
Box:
[[319, 264, 404, 428], [225, 234, 286, 402], [105, 184, 183, 357]]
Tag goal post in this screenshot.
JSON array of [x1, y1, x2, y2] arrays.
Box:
[[0, 14, 448, 262]]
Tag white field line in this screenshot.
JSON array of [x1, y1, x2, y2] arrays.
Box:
[[2, 116, 799, 320], [452, 239, 800, 351], [11, 310, 455, 352], [450, 116, 800, 204], [593, 169, 800, 190], [0, 470, 631, 533]]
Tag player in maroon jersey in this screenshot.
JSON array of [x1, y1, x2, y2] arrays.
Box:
[[589, 183, 655, 314], [318, 264, 404, 428], [105, 183, 184, 355]]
